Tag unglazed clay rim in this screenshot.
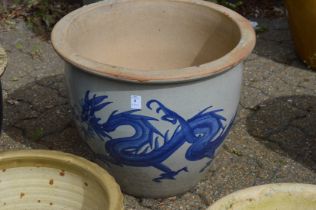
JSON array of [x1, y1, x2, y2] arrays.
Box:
[[0, 150, 124, 210], [51, 0, 256, 83], [207, 183, 316, 210], [0, 45, 7, 76]]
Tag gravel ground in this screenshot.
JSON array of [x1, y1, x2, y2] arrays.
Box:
[[0, 17, 315, 209]]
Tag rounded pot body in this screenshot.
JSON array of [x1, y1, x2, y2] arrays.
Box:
[[52, 0, 255, 197], [65, 63, 242, 197], [284, 0, 316, 69]]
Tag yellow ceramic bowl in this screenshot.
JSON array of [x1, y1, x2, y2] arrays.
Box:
[[208, 183, 316, 210], [0, 150, 123, 210]]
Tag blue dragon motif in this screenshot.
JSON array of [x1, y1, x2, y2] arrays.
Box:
[[78, 91, 235, 182]]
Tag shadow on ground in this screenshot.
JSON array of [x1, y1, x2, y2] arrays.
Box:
[[246, 95, 316, 171], [3, 74, 95, 159]]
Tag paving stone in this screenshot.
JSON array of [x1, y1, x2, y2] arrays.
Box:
[[124, 195, 150, 210], [240, 84, 270, 109], [243, 56, 284, 84]]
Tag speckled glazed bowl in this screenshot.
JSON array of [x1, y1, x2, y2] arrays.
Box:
[[208, 183, 316, 210], [52, 0, 255, 197], [0, 150, 123, 210]]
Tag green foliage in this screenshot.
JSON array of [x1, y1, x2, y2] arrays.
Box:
[[1, 0, 82, 39], [206, 0, 243, 10], [217, 0, 243, 10], [15, 41, 24, 50], [25, 0, 82, 38], [255, 25, 268, 33], [31, 127, 44, 141]]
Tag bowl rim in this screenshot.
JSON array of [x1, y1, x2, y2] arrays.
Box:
[[207, 183, 316, 210], [0, 149, 124, 210], [51, 0, 256, 84], [0, 45, 7, 77]]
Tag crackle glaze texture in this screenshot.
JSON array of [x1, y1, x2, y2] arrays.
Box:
[[52, 0, 255, 197]]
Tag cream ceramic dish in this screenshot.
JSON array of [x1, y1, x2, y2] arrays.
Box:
[[0, 150, 123, 210], [208, 183, 316, 210], [52, 0, 255, 197]]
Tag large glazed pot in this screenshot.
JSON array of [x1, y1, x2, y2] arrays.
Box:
[[52, 0, 255, 197], [284, 0, 316, 69]]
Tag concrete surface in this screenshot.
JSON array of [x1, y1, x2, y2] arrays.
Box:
[[0, 17, 315, 209]]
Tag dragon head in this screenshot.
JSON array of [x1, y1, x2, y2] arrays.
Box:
[[147, 100, 182, 125]]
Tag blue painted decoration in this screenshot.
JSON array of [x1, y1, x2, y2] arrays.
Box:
[[78, 91, 234, 182]]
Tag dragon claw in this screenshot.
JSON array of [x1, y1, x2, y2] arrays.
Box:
[[152, 166, 188, 183]]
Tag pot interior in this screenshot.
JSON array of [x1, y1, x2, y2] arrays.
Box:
[[0, 158, 109, 210], [66, 1, 241, 70]]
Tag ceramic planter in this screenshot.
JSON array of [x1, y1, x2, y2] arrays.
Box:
[[208, 183, 316, 210], [52, 0, 255, 197], [0, 45, 7, 134], [284, 0, 316, 69], [0, 150, 123, 210]]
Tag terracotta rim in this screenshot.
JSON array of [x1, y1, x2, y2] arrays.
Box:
[[0, 45, 7, 77], [51, 0, 256, 83], [0, 150, 124, 210], [207, 183, 316, 210]]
